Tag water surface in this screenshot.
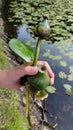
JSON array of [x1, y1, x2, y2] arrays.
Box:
[[17, 24, 73, 130]]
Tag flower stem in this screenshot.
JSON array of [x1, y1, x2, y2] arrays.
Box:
[[32, 38, 42, 66], [25, 83, 32, 127]]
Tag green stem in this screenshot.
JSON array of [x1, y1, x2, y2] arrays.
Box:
[[32, 38, 42, 66], [25, 38, 42, 128], [26, 83, 29, 117], [25, 83, 32, 127]]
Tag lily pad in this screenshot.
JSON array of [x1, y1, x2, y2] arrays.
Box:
[[63, 84, 72, 96], [64, 52, 73, 59], [69, 66, 73, 74], [35, 90, 48, 100], [60, 61, 67, 67], [58, 71, 67, 79], [9, 38, 34, 62], [46, 86, 56, 93], [67, 74, 73, 81]]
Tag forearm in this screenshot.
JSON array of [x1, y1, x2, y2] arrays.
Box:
[[0, 70, 7, 88], [0, 69, 21, 89]]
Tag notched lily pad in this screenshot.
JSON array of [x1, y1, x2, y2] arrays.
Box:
[[46, 86, 56, 93], [64, 84, 72, 96], [58, 71, 67, 79]]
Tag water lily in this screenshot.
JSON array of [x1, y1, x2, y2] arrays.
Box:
[[34, 17, 50, 40]]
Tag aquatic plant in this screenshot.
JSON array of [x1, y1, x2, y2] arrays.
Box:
[[8, 0, 73, 43], [9, 18, 56, 128]]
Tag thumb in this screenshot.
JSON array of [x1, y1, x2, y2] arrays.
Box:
[[15, 65, 38, 78], [24, 66, 38, 75]]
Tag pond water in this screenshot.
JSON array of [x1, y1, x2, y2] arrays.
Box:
[[2, 1, 73, 130], [17, 24, 73, 130]]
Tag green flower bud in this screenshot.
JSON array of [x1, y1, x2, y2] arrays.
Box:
[[27, 65, 50, 90], [33, 17, 50, 40]]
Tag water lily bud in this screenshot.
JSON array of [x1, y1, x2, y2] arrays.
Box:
[[33, 17, 50, 40], [27, 65, 50, 90]]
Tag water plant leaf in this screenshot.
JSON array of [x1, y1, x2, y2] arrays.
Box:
[[9, 38, 34, 62], [53, 55, 62, 60], [58, 71, 67, 79], [60, 60, 67, 67], [69, 66, 73, 74], [46, 86, 56, 93], [43, 49, 51, 57], [35, 90, 48, 100], [64, 52, 73, 59], [8, 0, 73, 43], [63, 84, 72, 96], [67, 74, 73, 81]]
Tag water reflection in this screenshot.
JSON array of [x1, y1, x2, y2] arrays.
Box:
[[17, 24, 32, 42], [17, 24, 73, 130]]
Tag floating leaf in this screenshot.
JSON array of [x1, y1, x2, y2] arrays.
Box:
[[9, 38, 34, 62], [63, 84, 72, 96], [64, 84, 72, 89], [58, 71, 67, 79], [43, 49, 51, 57], [65, 88, 71, 96], [53, 55, 62, 60], [35, 90, 48, 100], [8, 0, 73, 44], [68, 74, 73, 81], [46, 86, 56, 93], [64, 52, 73, 59], [69, 66, 73, 74], [60, 61, 67, 67]]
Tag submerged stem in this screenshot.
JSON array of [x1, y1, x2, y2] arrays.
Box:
[[32, 38, 42, 66]]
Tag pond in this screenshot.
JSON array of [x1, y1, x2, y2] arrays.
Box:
[[1, 1, 73, 130], [17, 24, 73, 130]]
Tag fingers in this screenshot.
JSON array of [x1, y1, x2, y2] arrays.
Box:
[[24, 66, 38, 75], [14, 64, 38, 78], [37, 61, 55, 85], [13, 61, 55, 86]]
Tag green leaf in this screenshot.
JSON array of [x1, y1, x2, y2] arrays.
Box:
[[35, 90, 48, 100], [68, 74, 73, 81], [58, 71, 67, 79], [69, 66, 73, 74], [46, 86, 56, 93], [60, 61, 67, 67], [9, 38, 34, 62], [63, 84, 72, 96], [65, 88, 71, 96]]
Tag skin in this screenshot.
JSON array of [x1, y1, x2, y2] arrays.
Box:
[[0, 61, 55, 89]]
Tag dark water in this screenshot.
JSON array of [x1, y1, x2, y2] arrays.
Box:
[[2, 1, 73, 130], [17, 24, 73, 130]]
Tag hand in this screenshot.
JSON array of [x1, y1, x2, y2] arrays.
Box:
[[0, 61, 54, 89], [0, 64, 38, 89]]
